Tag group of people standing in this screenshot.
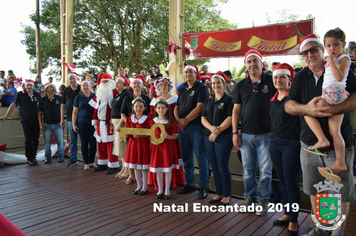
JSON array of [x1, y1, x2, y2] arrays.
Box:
[[1, 28, 355, 236]]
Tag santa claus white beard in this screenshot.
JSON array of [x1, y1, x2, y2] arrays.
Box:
[[96, 80, 115, 103]]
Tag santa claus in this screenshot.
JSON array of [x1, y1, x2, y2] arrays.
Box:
[[89, 73, 119, 174]]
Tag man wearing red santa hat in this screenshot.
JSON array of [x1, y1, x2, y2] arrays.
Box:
[[89, 73, 119, 174], [1, 80, 42, 165]]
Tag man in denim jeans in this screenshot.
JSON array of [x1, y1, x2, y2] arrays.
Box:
[[38, 83, 65, 164], [174, 64, 209, 199], [60, 73, 81, 167], [232, 49, 277, 215]]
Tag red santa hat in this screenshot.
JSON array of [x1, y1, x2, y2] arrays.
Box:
[[81, 79, 90, 85], [44, 82, 54, 89], [116, 75, 130, 86], [184, 64, 201, 81], [273, 63, 294, 81], [211, 71, 232, 84], [97, 73, 113, 85], [299, 34, 321, 52], [131, 75, 145, 85], [244, 49, 263, 65], [68, 72, 79, 79], [24, 79, 35, 86]]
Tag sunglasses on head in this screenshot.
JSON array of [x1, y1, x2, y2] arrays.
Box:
[[253, 82, 259, 93], [300, 46, 320, 57]]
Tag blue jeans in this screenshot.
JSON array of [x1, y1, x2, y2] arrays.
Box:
[[67, 121, 78, 160], [178, 124, 209, 188], [78, 122, 97, 164], [43, 123, 64, 159], [204, 132, 233, 197], [240, 133, 272, 201], [270, 138, 301, 223]]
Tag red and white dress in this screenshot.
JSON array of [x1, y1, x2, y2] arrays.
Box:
[[123, 114, 150, 170], [148, 117, 185, 189], [149, 95, 178, 120]]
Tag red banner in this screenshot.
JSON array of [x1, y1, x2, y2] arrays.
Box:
[[182, 19, 314, 60]]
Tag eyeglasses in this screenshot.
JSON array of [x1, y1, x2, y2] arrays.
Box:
[[253, 82, 259, 93], [300, 46, 320, 57]]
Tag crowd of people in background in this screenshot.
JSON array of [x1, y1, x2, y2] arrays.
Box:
[[1, 29, 356, 236]]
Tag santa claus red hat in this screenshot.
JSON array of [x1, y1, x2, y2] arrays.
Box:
[[81, 79, 90, 85], [184, 64, 201, 81], [131, 75, 145, 85], [211, 71, 232, 84], [299, 34, 321, 52], [273, 63, 294, 81], [68, 72, 79, 79], [116, 75, 127, 86], [44, 82, 54, 89], [244, 49, 263, 65], [97, 73, 113, 85], [24, 79, 35, 86]]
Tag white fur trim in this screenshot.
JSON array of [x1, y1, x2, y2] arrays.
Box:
[[300, 38, 321, 52], [93, 120, 114, 143], [184, 65, 197, 72], [68, 73, 78, 79], [97, 159, 108, 165], [89, 98, 98, 109], [44, 83, 54, 89], [117, 77, 125, 84], [124, 162, 149, 170], [81, 80, 90, 85], [245, 53, 262, 63], [273, 69, 291, 77], [131, 78, 143, 84], [212, 75, 225, 82], [108, 161, 120, 168], [150, 165, 180, 173]]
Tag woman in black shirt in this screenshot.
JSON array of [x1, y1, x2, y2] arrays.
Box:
[[201, 71, 234, 205], [269, 63, 301, 235]]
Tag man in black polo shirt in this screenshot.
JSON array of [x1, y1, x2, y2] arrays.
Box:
[[174, 64, 210, 199], [232, 49, 277, 215], [38, 83, 64, 164], [1, 80, 41, 165], [285, 34, 356, 236], [60, 73, 81, 167]]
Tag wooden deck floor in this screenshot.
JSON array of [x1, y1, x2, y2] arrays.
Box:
[[0, 159, 316, 236]]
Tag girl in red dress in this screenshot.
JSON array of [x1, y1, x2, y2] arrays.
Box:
[[123, 98, 150, 195], [150, 99, 182, 199]]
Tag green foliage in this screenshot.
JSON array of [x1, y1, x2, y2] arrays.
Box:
[[21, 0, 236, 77], [235, 65, 247, 81]]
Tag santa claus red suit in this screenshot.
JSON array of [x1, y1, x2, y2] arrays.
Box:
[[89, 73, 119, 174]]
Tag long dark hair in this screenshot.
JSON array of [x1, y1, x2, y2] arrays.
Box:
[[153, 99, 173, 129]]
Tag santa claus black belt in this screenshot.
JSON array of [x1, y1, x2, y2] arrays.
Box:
[[99, 119, 111, 124]]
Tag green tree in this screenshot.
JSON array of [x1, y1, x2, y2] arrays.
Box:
[[21, 0, 236, 77]]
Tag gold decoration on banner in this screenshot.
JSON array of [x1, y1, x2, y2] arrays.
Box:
[[247, 35, 297, 52], [120, 123, 165, 144], [204, 37, 241, 52]]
